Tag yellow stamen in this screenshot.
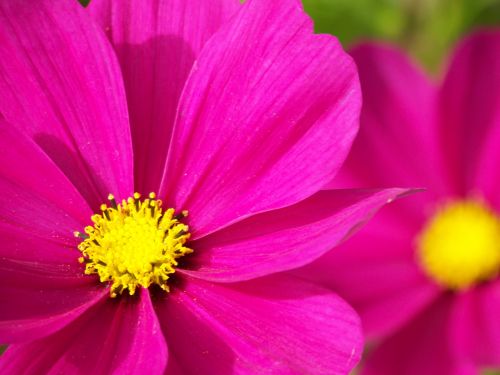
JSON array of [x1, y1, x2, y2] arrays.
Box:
[[417, 199, 500, 290], [76, 192, 192, 297]]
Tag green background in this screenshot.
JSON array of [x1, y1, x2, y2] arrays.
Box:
[[302, 0, 500, 74]]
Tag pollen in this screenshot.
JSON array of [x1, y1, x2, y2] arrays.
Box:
[[417, 199, 500, 290], [75, 192, 192, 298]]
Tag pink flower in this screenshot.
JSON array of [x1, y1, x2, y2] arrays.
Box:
[[0, 0, 405, 373], [296, 31, 500, 374]]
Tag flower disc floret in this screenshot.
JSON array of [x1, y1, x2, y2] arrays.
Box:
[[417, 199, 500, 290], [76, 192, 192, 297]]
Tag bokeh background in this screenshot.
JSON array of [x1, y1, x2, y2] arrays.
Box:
[[302, 0, 500, 74], [301, 1, 500, 374]]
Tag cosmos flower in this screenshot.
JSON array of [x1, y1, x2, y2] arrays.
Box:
[[0, 0, 405, 373], [295, 31, 500, 374]]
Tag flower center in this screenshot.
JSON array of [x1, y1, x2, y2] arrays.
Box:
[[417, 199, 500, 290], [75, 192, 192, 297]]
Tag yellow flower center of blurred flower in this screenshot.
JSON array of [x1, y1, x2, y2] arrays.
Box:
[[417, 199, 500, 290], [76, 192, 192, 298]]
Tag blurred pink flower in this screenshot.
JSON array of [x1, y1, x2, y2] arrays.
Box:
[[296, 31, 500, 374], [0, 0, 405, 373]]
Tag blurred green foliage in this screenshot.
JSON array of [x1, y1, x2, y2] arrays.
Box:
[[303, 0, 500, 74]]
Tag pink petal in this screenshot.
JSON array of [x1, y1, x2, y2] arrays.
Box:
[[0, 270, 106, 344], [307, 44, 448, 338], [181, 188, 412, 282], [450, 280, 500, 367], [361, 295, 475, 375], [293, 200, 441, 339], [438, 30, 500, 204], [0, 121, 110, 343], [0, 121, 91, 263], [0, 0, 133, 208], [161, 0, 360, 236], [330, 43, 450, 210], [159, 287, 236, 375], [89, 0, 239, 192], [156, 275, 362, 374], [0, 290, 167, 374]]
